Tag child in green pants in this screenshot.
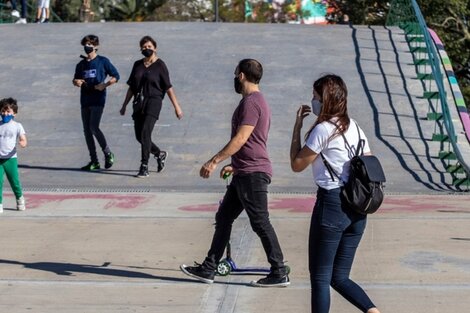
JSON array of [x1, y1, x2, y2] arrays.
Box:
[[0, 98, 27, 213]]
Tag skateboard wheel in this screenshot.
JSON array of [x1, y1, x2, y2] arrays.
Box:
[[217, 260, 232, 276], [286, 265, 291, 275]]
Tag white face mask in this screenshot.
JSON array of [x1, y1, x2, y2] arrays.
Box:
[[311, 99, 322, 116]]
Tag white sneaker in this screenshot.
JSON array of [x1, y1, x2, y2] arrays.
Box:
[[0, 203, 3, 213], [11, 10, 20, 18], [16, 196, 25, 211], [15, 18, 27, 24]]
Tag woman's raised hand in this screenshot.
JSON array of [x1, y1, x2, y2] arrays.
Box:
[[295, 105, 311, 128]]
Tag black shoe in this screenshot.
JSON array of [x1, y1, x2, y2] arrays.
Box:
[[136, 164, 149, 178], [180, 263, 215, 284], [104, 152, 114, 169], [156, 151, 168, 173], [250, 273, 290, 287], [81, 161, 100, 171]]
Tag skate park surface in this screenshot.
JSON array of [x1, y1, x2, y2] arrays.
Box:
[[0, 22, 469, 312]]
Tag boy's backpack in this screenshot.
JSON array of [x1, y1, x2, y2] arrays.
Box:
[[321, 122, 386, 215]]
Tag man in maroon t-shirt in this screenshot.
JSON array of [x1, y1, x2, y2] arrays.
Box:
[[181, 59, 289, 287]]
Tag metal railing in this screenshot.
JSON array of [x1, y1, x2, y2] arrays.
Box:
[[386, 0, 470, 189]]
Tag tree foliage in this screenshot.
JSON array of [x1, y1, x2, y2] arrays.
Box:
[[102, 0, 167, 21], [418, 0, 470, 108], [336, 0, 388, 25], [53, 0, 83, 22]]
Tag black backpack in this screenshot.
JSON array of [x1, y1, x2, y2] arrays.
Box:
[[321, 123, 386, 215]]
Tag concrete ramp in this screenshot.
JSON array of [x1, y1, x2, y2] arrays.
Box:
[[0, 22, 454, 194]]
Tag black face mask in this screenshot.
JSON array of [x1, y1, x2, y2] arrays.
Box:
[[141, 49, 154, 58], [234, 77, 243, 94], [84, 46, 94, 54]]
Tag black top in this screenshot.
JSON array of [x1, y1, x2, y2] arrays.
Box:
[[126, 58, 172, 100]]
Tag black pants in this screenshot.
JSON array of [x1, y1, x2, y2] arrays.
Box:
[[133, 113, 160, 165], [81, 106, 109, 163], [202, 172, 287, 276]]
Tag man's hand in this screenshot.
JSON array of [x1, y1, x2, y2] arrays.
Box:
[[200, 159, 217, 179], [220, 165, 233, 179]]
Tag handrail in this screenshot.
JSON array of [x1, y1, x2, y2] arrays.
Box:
[[428, 29, 470, 144], [387, 0, 470, 187]]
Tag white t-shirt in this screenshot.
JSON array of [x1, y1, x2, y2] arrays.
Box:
[[0, 120, 25, 159], [305, 119, 370, 190]]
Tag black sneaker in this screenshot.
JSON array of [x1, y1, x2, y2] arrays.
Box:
[[81, 161, 100, 171], [250, 273, 290, 287], [136, 164, 149, 178], [180, 263, 215, 284], [156, 151, 168, 173], [104, 152, 115, 169]]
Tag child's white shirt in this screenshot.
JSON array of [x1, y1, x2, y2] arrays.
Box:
[[0, 120, 25, 159]]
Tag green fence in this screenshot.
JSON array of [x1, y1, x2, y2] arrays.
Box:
[[386, 0, 470, 189]]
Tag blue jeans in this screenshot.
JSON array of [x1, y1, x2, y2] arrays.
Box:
[[309, 187, 375, 313], [81, 106, 110, 163], [203, 172, 287, 276]]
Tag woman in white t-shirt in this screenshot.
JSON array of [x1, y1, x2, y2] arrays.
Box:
[[290, 74, 381, 313]]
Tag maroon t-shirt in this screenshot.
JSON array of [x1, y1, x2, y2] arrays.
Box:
[[231, 91, 272, 177]]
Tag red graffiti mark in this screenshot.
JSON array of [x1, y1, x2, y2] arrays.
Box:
[[379, 197, 469, 213], [179, 197, 316, 213], [179, 203, 219, 212], [2, 194, 150, 210], [179, 196, 470, 214]]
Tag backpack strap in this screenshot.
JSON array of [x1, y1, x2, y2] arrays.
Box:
[[320, 152, 341, 182], [353, 121, 365, 157], [321, 120, 365, 182]]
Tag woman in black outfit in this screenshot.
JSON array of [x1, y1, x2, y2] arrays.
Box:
[[120, 36, 183, 177]]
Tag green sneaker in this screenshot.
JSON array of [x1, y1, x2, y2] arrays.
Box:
[[105, 152, 114, 169], [81, 161, 100, 171]]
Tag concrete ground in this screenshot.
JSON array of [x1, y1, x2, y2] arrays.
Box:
[[0, 22, 469, 312], [0, 192, 469, 312]]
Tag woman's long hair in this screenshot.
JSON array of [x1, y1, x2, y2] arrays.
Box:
[[305, 74, 350, 140]]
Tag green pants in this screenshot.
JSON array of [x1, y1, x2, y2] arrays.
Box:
[[0, 158, 23, 203]]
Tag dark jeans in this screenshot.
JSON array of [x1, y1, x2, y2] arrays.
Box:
[[203, 172, 287, 276], [11, 0, 27, 18], [309, 187, 375, 313], [133, 113, 160, 165], [81, 106, 110, 163]]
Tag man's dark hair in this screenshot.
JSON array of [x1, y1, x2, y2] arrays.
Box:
[[0, 97, 19, 114], [81, 34, 100, 46], [238, 59, 263, 84], [139, 35, 157, 49]]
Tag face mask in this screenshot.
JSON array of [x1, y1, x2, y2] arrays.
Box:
[[234, 77, 243, 94], [1, 114, 13, 123], [141, 49, 154, 58], [84, 46, 94, 54], [311, 99, 322, 116]]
